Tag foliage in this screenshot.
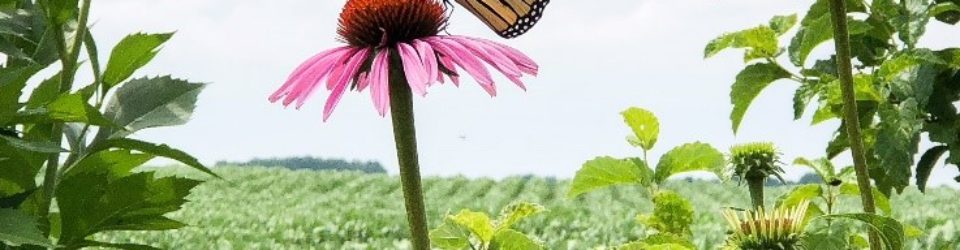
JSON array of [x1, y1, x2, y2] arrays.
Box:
[[0, 0, 212, 248], [94, 166, 960, 249], [706, 0, 960, 195], [429, 201, 546, 250], [216, 156, 387, 174]]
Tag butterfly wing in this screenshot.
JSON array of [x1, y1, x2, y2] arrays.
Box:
[[453, 0, 549, 38]]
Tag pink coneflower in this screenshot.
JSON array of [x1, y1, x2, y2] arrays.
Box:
[[269, 0, 539, 121]]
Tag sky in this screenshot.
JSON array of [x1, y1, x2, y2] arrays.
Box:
[[82, 0, 960, 187]]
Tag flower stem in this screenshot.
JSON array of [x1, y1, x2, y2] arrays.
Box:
[[746, 177, 764, 210], [826, 1, 881, 249], [388, 53, 431, 250]]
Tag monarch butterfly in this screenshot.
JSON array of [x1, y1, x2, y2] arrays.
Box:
[[445, 0, 550, 38]]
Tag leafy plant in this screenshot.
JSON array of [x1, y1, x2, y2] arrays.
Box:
[[0, 0, 214, 248], [568, 107, 725, 249], [429, 201, 546, 250], [728, 142, 785, 209]]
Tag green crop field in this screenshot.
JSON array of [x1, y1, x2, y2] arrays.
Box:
[[95, 166, 960, 249]]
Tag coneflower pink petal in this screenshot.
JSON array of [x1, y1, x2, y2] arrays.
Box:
[[427, 37, 496, 96], [368, 49, 391, 116], [412, 40, 438, 86], [468, 36, 539, 76], [356, 72, 369, 91], [507, 75, 527, 91], [437, 54, 458, 86], [449, 37, 522, 78], [319, 48, 371, 116], [270, 46, 350, 103], [397, 43, 429, 96], [283, 48, 353, 107]]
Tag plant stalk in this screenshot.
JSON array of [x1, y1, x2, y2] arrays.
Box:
[[826, 0, 881, 249], [388, 52, 431, 250], [746, 177, 765, 210]]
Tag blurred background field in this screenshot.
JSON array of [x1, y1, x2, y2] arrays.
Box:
[[98, 166, 960, 249]]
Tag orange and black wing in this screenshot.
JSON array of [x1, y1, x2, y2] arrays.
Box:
[[453, 0, 550, 38]]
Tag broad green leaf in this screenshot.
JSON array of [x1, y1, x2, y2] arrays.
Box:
[[793, 157, 838, 184], [803, 232, 847, 250], [568, 156, 649, 198], [793, 82, 817, 120], [0, 208, 52, 247], [619, 242, 692, 250], [878, 51, 941, 107], [892, 0, 932, 48], [56, 172, 200, 245], [769, 14, 798, 35], [25, 71, 63, 109], [916, 145, 949, 192], [0, 135, 65, 153], [0, 66, 42, 124], [98, 76, 206, 139], [820, 213, 905, 250], [874, 101, 922, 194], [76, 241, 162, 250], [640, 233, 696, 249], [931, 1, 960, 24], [429, 219, 471, 250], [654, 142, 725, 183], [729, 63, 792, 133], [839, 183, 892, 215], [41, 0, 78, 25], [88, 138, 219, 178], [17, 93, 114, 126], [102, 33, 173, 87], [64, 150, 155, 180], [449, 210, 495, 242], [489, 229, 543, 250], [938, 48, 960, 68], [775, 184, 823, 208], [496, 201, 544, 231], [800, 0, 867, 26], [789, 15, 872, 66], [904, 224, 924, 239], [621, 107, 659, 151], [636, 191, 694, 235], [704, 26, 779, 61]]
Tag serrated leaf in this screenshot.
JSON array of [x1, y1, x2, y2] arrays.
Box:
[[0, 208, 52, 247], [776, 184, 823, 208], [789, 15, 872, 66], [449, 210, 495, 242], [496, 201, 544, 231], [932, 1, 960, 24], [892, 0, 932, 48], [0, 66, 42, 124], [0, 135, 65, 153], [793, 157, 838, 183], [98, 76, 206, 139], [729, 63, 792, 133], [769, 14, 798, 35], [88, 138, 219, 178], [64, 149, 154, 180], [568, 157, 650, 198], [654, 142, 725, 183], [77, 240, 162, 250], [16, 93, 115, 127], [102, 33, 173, 87], [637, 191, 694, 236], [489, 229, 543, 250], [916, 145, 949, 192], [704, 26, 779, 61], [429, 219, 471, 250], [639, 233, 696, 249], [878, 51, 941, 107], [41, 0, 78, 25], [793, 83, 818, 120], [56, 172, 200, 245], [803, 232, 847, 250], [621, 107, 659, 151], [874, 101, 922, 194], [820, 213, 905, 250], [838, 183, 892, 215]]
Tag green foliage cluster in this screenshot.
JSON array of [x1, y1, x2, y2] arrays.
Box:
[[429, 201, 546, 250], [94, 166, 960, 249], [216, 156, 387, 173], [706, 0, 960, 196], [0, 0, 212, 248]]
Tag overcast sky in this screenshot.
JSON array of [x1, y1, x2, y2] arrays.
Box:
[[83, 0, 959, 187]]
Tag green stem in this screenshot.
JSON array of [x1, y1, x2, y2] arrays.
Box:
[[746, 177, 764, 210], [826, 1, 881, 249], [388, 52, 431, 250]]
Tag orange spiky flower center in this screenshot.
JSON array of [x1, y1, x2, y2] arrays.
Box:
[[337, 0, 447, 47]]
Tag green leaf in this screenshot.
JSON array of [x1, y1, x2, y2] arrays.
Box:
[[0, 66, 42, 124], [41, 0, 78, 24], [489, 229, 543, 250], [88, 138, 219, 178], [636, 190, 694, 236], [769, 14, 798, 35], [495, 201, 544, 231], [729, 63, 792, 133], [77, 241, 162, 250], [16, 93, 115, 126], [819, 213, 905, 250], [25, 72, 63, 109], [838, 183, 892, 215], [654, 142, 725, 183], [892, 0, 932, 48], [789, 15, 872, 66], [98, 76, 206, 139], [873, 101, 923, 194], [931, 1, 960, 24], [56, 172, 200, 245], [775, 184, 823, 208], [621, 107, 659, 151], [101, 33, 173, 88], [449, 210, 495, 242], [619, 242, 693, 250], [429, 219, 471, 250], [639, 233, 696, 249], [878, 51, 941, 107], [0, 208, 52, 247], [802, 232, 847, 250], [916, 145, 949, 193], [704, 26, 779, 61], [793, 82, 818, 120], [64, 150, 155, 180], [793, 157, 838, 184], [567, 156, 650, 198], [0, 135, 65, 153]]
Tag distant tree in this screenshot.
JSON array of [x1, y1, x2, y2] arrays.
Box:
[[218, 156, 387, 173], [796, 173, 823, 185]]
